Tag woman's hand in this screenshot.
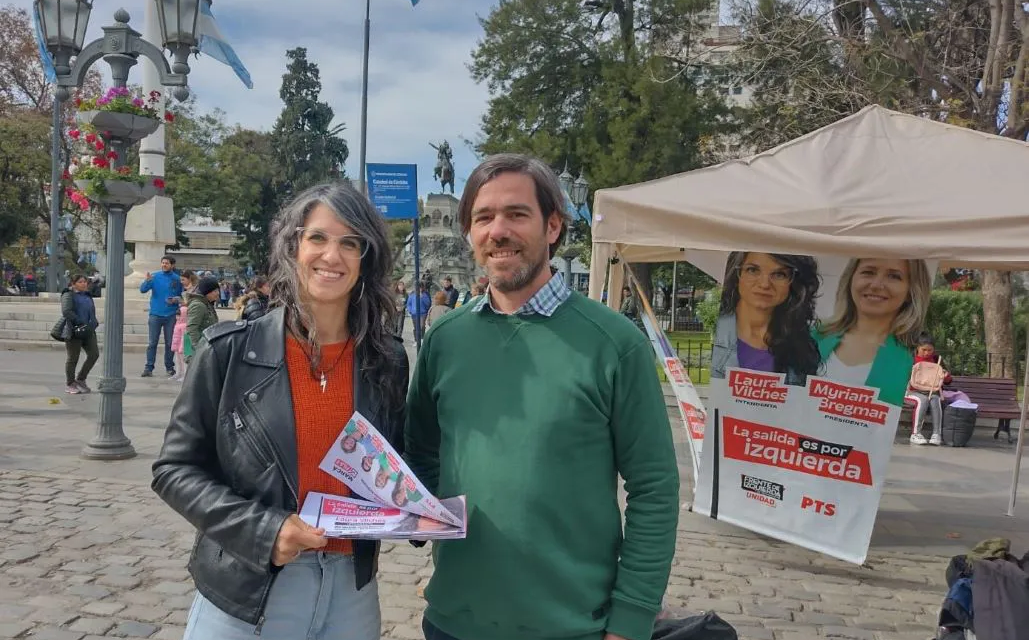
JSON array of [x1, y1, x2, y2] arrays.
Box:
[[272, 514, 327, 566]]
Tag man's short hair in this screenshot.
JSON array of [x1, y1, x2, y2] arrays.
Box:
[[457, 153, 571, 259], [443, 276, 452, 283], [162, 255, 176, 265]]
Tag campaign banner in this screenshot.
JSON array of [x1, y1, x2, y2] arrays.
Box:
[[679, 252, 934, 563], [366, 163, 418, 219], [631, 277, 706, 480]]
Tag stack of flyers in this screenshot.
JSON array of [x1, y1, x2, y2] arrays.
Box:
[[302, 412, 466, 540]]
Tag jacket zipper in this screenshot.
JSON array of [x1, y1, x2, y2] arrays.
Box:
[[232, 411, 274, 468], [233, 409, 300, 511]]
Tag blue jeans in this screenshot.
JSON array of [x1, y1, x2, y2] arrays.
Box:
[[145, 313, 177, 373], [183, 553, 379, 640]]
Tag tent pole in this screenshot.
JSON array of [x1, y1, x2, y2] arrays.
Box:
[[670, 262, 678, 332], [1006, 323, 1029, 516]]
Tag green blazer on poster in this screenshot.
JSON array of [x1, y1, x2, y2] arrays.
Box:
[[813, 329, 913, 407]]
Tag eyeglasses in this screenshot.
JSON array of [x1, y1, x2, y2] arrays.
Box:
[[738, 264, 794, 285], [296, 227, 369, 259]]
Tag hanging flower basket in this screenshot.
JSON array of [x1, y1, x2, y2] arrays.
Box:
[[73, 178, 157, 208], [76, 110, 160, 141]]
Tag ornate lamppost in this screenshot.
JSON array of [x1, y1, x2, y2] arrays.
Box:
[[557, 163, 590, 290], [36, 0, 200, 460]]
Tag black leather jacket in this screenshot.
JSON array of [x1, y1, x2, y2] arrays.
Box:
[[151, 307, 409, 626]]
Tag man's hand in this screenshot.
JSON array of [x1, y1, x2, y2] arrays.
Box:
[[145, 272, 152, 281], [272, 514, 327, 566], [603, 634, 629, 640]]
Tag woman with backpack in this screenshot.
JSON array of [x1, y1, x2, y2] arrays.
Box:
[[908, 333, 951, 445], [61, 274, 100, 394]]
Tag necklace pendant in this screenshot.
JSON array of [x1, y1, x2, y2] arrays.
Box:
[[320, 372, 327, 393]]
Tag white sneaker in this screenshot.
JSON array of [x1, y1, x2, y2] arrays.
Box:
[[910, 433, 928, 445], [929, 434, 942, 446]]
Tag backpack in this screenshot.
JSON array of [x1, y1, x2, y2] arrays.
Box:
[[910, 359, 946, 392]]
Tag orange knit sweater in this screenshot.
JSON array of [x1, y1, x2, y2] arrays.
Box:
[[285, 335, 354, 555]]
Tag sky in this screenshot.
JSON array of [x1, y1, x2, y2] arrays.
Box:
[[22, 0, 497, 198]]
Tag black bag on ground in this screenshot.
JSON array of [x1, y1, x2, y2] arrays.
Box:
[[651, 612, 738, 640], [50, 317, 70, 342], [942, 406, 977, 447]]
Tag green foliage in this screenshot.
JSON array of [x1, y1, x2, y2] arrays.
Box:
[[696, 287, 721, 335], [214, 129, 279, 274], [271, 48, 348, 197], [923, 290, 986, 375], [0, 112, 49, 251]]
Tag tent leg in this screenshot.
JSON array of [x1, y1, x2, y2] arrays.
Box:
[[1006, 323, 1029, 516]]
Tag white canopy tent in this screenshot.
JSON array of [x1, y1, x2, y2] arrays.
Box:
[[586, 105, 1029, 513]]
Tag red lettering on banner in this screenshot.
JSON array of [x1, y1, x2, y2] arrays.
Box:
[[323, 498, 401, 517], [722, 417, 873, 486], [746, 492, 777, 507], [809, 380, 889, 425], [665, 358, 687, 386], [800, 496, 837, 517], [728, 370, 788, 403], [681, 402, 706, 440]]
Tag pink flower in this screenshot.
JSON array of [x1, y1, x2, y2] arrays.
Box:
[[106, 150, 118, 160], [84, 133, 96, 144], [152, 178, 166, 189], [94, 140, 105, 151], [164, 112, 174, 123], [61, 170, 71, 180], [69, 129, 80, 140], [79, 200, 89, 211], [132, 98, 144, 107]]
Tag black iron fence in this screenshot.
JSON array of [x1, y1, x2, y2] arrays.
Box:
[[668, 341, 713, 382], [651, 310, 705, 333]]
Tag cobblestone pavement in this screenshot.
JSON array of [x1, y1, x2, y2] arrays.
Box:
[[0, 466, 952, 640], [3, 341, 1027, 640]]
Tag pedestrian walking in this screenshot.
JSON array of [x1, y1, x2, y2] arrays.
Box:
[[140, 255, 183, 378], [61, 274, 100, 395], [171, 302, 189, 382], [441, 276, 459, 308], [425, 290, 451, 329], [185, 277, 220, 362], [404, 154, 680, 640], [394, 280, 407, 336], [152, 180, 409, 640], [406, 285, 430, 341]]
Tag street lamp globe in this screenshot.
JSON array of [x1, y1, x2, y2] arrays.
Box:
[[571, 171, 590, 208], [153, 0, 201, 99], [558, 162, 574, 196], [35, 0, 92, 67]]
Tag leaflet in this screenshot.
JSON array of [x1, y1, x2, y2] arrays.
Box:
[[299, 492, 466, 540], [317, 411, 464, 529]]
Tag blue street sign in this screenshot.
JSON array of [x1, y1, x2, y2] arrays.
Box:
[[367, 163, 418, 219]]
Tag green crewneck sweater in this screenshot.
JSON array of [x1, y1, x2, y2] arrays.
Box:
[[404, 292, 679, 640]]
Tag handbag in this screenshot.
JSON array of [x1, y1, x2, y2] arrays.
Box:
[[50, 317, 69, 342], [910, 359, 946, 392]]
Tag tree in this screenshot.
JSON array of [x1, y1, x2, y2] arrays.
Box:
[[731, 0, 1028, 376], [471, 0, 732, 299], [214, 128, 279, 274], [164, 98, 229, 247], [0, 112, 50, 254], [271, 47, 348, 198]]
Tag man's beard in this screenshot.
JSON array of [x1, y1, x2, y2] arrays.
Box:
[[485, 244, 548, 294]]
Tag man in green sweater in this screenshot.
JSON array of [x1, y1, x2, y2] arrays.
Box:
[[405, 153, 680, 640]]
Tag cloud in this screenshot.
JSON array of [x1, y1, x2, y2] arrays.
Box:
[[20, 0, 495, 197]]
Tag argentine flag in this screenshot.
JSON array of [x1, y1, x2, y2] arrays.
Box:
[[32, 3, 57, 83], [197, 0, 253, 89]]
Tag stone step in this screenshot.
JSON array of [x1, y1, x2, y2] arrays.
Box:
[[0, 329, 152, 343], [0, 319, 153, 334], [0, 339, 148, 353]]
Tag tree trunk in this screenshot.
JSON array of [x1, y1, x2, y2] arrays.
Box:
[[630, 262, 653, 306], [982, 269, 1015, 378]]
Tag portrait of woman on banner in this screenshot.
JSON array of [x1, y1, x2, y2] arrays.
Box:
[[711, 251, 822, 386], [814, 258, 931, 406]]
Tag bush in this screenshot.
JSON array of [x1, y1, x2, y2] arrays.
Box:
[[923, 290, 986, 375], [696, 287, 721, 336]]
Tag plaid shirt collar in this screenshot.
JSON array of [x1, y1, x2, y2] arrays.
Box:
[[471, 270, 571, 317]]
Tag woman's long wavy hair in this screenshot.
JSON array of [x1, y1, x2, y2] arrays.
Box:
[[267, 181, 402, 409], [719, 251, 822, 378]]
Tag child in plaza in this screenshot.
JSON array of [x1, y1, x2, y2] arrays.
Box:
[[908, 332, 951, 445], [170, 301, 188, 382]]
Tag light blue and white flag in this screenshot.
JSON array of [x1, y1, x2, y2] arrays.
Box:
[[411, 0, 421, 5], [32, 3, 57, 83], [197, 0, 253, 89]]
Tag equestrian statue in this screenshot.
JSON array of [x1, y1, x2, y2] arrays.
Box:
[[430, 140, 455, 194]]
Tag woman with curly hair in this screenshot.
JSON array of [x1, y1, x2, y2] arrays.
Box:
[[711, 251, 822, 386]]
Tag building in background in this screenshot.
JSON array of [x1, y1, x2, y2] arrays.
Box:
[[167, 215, 244, 276]]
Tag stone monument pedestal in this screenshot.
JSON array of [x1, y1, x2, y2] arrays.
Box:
[[400, 193, 482, 293], [124, 195, 175, 308]]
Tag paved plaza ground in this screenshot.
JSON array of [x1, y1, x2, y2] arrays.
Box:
[[2, 329, 1029, 640]]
